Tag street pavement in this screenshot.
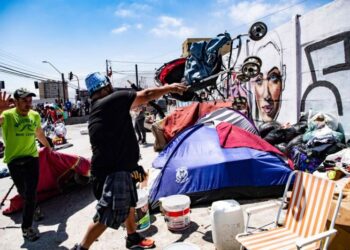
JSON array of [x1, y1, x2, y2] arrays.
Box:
[[0, 123, 282, 250]]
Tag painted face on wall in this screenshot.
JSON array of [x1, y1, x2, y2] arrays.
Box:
[[251, 37, 285, 123], [252, 66, 282, 122]]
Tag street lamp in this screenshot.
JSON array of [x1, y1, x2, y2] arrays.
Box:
[[42, 60, 66, 101]]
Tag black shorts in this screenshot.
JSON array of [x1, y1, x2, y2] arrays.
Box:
[[92, 171, 138, 229]]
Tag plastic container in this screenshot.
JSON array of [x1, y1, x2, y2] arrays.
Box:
[[163, 242, 200, 250], [162, 194, 191, 231], [210, 200, 244, 250], [135, 189, 151, 232]]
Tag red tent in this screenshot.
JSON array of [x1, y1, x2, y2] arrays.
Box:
[[2, 147, 90, 214], [163, 101, 232, 142]]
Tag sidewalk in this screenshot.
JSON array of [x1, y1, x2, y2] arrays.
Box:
[[0, 124, 280, 250]]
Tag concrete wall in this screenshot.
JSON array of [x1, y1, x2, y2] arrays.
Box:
[[65, 115, 89, 125], [229, 0, 350, 136]]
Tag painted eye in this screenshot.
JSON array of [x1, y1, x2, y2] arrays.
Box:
[[255, 77, 263, 85], [268, 73, 281, 83]]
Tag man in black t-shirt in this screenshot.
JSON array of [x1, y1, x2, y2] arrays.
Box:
[[71, 72, 187, 250]]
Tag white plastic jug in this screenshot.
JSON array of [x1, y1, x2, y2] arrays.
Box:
[[211, 200, 244, 250], [161, 194, 191, 231], [135, 189, 151, 232]]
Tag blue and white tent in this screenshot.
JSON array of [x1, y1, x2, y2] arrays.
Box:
[[149, 123, 292, 207]]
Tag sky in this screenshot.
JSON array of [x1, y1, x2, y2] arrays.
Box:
[[0, 0, 332, 100]]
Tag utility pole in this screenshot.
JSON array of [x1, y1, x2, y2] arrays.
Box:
[[106, 60, 109, 76], [75, 74, 80, 101], [69, 72, 80, 101], [61, 73, 66, 101], [135, 64, 139, 89], [57, 80, 60, 101]]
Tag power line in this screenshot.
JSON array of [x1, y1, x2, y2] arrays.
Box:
[[0, 65, 52, 80], [0, 61, 56, 80], [0, 49, 45, 75], [144, 49, 180, 61], [0, 68, 52, 81]]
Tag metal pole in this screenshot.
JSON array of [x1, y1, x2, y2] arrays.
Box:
[[57, 81, 60, 101], [106, 60, 109, 75], [61, 73, 66, 102], [74, 74, 80, 100], [135, 64, 139, 89], [75, 75, 80, 91], [0, 183, 15, 209]]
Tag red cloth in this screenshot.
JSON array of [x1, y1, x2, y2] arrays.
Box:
[[2, 147, 91, 214], [163, 101, 232, 142], [48, 109, 59, 123], [216, 122, 294, 169]]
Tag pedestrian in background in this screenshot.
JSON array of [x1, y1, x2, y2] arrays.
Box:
[[71, 72, 187, 250], [65, 99, 72, 117], [0, 89, 52, 241], [84, 99, 90, 115], [135, 105, 147, 145], [76, 99, 82, 116]]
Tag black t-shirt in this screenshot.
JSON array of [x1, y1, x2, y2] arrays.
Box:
[[88, 90, 139, 179]]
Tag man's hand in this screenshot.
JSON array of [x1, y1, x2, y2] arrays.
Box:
[[166, 83, 189, 95], [131, 165, 148, 183], [0, 91, 12, 113]]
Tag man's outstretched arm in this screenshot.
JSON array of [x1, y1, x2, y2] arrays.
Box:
[[131, 83, 188, 109]]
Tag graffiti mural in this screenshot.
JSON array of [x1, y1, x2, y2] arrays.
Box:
[[251, 38, 286, 123], [231, 0, 350, 137], [301, 31, 350, 116]]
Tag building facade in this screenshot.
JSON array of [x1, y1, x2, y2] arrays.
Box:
[[38, 80, 68, 100]]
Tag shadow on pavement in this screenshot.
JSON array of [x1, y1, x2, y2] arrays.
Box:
[[173, 221, 199, 242], [202, 230, 213, 243], [21, 230, 70, 250], [5, 185, 95, 250]]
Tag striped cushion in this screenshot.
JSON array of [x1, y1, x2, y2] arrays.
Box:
[[238, 172, 335, 249]]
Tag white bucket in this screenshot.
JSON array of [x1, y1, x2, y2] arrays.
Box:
[[210, 200, 244, 250], [162, 195, 191, 231], [163, 242, 200, 250], [135, 189, 151, 232]]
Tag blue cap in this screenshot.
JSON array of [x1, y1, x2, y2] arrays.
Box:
[[85, 72, 110, 96]]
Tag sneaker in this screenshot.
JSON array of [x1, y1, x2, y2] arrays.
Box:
[[126, 233, 155, 249], [22, 227, 40, 241]]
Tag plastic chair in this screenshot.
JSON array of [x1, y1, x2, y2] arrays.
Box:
[[236, 171, 343, 250]]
